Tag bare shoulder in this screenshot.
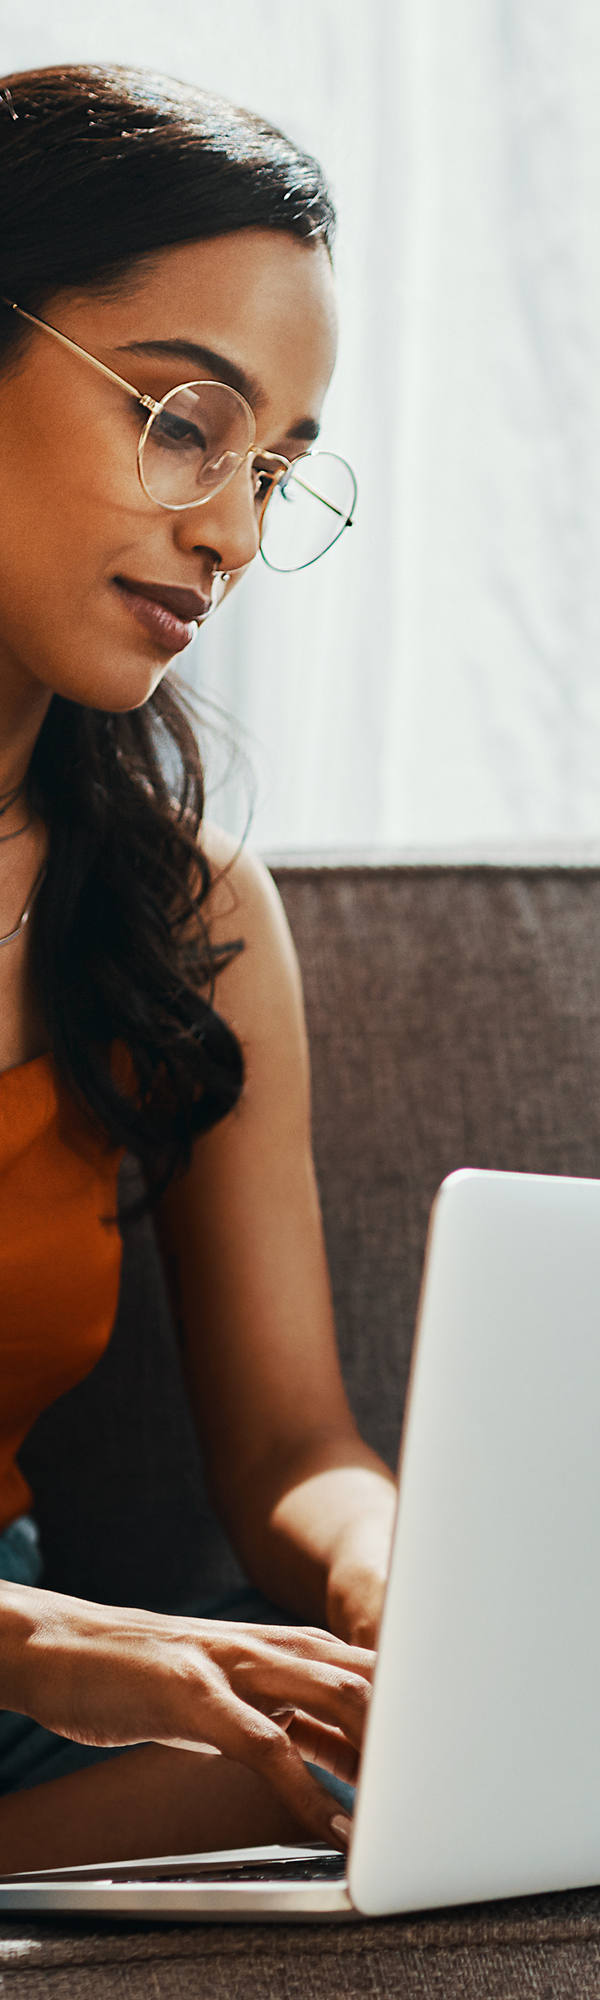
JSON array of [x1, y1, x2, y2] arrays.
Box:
[[200, 817, 279, 919], [198, 818, 304, 1031]]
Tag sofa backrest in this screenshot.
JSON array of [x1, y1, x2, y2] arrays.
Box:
[[20, 861, 600, 1608]]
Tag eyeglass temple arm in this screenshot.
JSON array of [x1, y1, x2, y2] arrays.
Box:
[[1, 299, 355, 519], [291, 472, 354, 523], [0, 297, 158, 415]]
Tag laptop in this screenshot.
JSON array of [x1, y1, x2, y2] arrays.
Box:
[[3, 1165, 600, 1922]]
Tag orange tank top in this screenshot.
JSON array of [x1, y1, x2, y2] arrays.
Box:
[[0, 1048, 130, 1533]]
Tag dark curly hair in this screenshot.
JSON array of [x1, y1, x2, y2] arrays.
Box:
[[0, 62, 336, 1222]]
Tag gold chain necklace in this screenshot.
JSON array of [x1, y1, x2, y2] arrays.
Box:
[[0, 861, 47, 950], [0, 779, 24, 819], [0, 781, 30, 845]]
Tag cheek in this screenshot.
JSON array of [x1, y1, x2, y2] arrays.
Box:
[[0, 392, 150, 686], [0, 387, 147, 577], [53, 401, 147, 540]]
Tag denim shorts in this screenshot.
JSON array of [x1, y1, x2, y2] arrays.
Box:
[[0, 1514, 354, 1817]]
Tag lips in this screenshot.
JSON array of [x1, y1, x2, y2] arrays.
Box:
[[114, 577, 212, 623]]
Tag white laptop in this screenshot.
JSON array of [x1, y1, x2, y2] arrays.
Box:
[[3, 1165, 600, 1922]]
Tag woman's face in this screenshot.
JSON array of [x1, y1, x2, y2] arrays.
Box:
[[0, 228, 338, 716]]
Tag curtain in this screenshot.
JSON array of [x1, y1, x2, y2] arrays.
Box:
[[3, 0, 599, 851]]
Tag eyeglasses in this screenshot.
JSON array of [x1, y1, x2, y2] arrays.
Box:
[[0, 297, 357, 573]]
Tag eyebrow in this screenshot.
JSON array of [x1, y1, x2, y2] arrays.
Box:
[[116, 338, 321, 443]]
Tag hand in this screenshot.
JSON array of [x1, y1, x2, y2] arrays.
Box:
[[16, 1588, 374, 1848]]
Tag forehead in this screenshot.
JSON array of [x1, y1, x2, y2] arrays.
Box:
[[80, 228, 338, 429]]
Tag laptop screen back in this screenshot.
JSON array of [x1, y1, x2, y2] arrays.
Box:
[[349, 1168, 600, 1916]]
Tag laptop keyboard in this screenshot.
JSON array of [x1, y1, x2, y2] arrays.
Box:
[[104, 1853, 347, 1887]]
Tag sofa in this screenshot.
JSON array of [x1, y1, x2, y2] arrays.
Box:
[[4, 851, 600, 1996]]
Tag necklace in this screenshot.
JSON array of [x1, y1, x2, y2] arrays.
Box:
[[0, 860, 47, 950], [0, 780, 25, 819], [0, 780, 29, 846], [0, 818, 31, 845]]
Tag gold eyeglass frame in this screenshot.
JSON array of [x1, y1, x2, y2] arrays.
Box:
[[0, 297, 356, 568]]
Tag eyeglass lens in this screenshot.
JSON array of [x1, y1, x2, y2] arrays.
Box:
[[259, 452, 357, 572], [140, 383, 356, 571]]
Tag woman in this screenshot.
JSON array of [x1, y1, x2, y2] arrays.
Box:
[[0, 61, 396, 1874]]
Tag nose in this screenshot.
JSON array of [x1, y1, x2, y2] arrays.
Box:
[[174, 453, 261, 576]]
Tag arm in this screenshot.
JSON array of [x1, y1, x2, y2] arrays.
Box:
[[153, 824, 396, 1648]]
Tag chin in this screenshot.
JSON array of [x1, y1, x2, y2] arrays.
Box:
[[43, 651, 170, 713]]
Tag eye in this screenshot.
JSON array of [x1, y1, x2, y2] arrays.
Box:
[[153, 407, 207, 451], [252, 460, 286, 507]]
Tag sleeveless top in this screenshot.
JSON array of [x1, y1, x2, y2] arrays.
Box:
[[0, 1047, 130, 1533]]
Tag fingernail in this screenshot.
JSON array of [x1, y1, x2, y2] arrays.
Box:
[[330, 1812, 353, 1848]]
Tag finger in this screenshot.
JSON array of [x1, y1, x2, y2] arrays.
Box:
[[263, 1623, 376, 1673], [301, 1628, 376, 1668], [214, 1695, 355, 1849], [189, 1618, 376, 1679], [168, 1685, 353, 1849], [268, 1705, 359, 1785], [284, 1711, 360, 1786], [232, 1652, 371, 1751]]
